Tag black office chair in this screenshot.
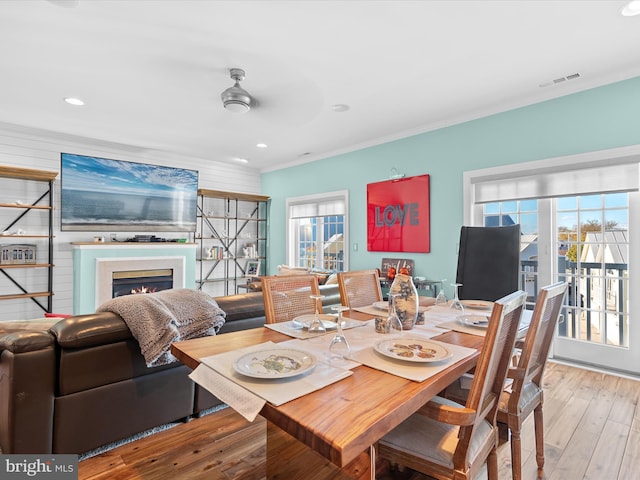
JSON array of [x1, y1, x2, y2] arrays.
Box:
[[455, 224, 521, 301]]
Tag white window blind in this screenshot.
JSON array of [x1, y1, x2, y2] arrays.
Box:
[[289, 197, 346, 218], [472, 160, 639, 204]]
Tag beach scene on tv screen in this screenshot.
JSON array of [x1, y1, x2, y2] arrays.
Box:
[[61, 153, 198, 231]]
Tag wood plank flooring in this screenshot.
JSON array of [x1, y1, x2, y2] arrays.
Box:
[[78, 362, 640, 480]]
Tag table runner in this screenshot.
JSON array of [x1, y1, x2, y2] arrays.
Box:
[[189, 341, 353, 421], [278, 320, 465, 382]]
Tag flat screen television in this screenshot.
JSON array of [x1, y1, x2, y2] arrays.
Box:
[[60, 153, 199, 232]]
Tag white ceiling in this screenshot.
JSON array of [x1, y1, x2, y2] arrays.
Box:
[[2, 0, 640, 172]]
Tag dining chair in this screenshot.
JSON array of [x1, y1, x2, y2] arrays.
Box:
[[455, 224, 521, 301], [443, 282, 567, 480], [337, 269, 383, 309], [378, 289, 527, 480], [261, 275, 321, 324], [497, 281, 567, 480]]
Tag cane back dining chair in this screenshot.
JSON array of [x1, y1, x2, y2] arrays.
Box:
[[443, 282, 567, 480], [337, 269, 383, 309], [261, 275, 321, 324], [378, 290, 527, 480], [497, 281, 567, 480]]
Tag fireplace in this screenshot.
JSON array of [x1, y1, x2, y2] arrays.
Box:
[[95, 256, 187, 309], [72, 243, 196, 314], [112, 268, 174, 298]]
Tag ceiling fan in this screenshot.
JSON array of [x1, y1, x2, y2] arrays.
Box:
[[221, 68, 254, 113]]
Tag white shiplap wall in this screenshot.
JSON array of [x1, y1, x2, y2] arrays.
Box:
[[0, 124, 260, 320]]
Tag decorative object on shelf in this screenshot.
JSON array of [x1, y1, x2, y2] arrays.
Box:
[[243, 243, 257, 258], [366, 174, 431, 253], [0, 244, 36, 264], [380, 258, 414, 283], [389, 273, 419, 330], [245, 259, 261, 277]]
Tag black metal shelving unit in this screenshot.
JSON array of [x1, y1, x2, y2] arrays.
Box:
[[0, 166, 57, 313], [196, 189, 269, 296]]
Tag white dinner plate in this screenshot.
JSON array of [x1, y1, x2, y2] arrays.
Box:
[[372, 301, 388, 310], [233, 348, 316, 379], [458, 314, 490, 329], [293, 314, 337, 329], [374, 337, 453, 363], [461, 300, 494, 310]]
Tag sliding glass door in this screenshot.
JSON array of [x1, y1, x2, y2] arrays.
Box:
[[466, 148, 640, 375], [481, 193, 636, 374]]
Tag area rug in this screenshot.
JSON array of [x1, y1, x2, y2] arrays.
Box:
[[78, 404, 228, 460]]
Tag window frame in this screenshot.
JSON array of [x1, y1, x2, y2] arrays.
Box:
[[285, 190, 349, 271]]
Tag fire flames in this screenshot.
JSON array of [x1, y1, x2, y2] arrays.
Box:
[[130, 286, 158, 295]]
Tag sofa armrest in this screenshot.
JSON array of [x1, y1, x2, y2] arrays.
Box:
[[0, 331, 56, 453]]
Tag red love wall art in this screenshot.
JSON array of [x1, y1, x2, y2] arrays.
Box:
[[366, 174, 430, 253]]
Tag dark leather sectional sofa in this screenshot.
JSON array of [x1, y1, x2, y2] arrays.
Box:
[[0, 285, 340, 454]]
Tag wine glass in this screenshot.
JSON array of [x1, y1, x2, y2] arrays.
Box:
[[328, 306, 351, 363], [450, 283, 464, 315], [387, 293, 403, 337], [307, 294, 326, 339], [435, 279, 448, 306]]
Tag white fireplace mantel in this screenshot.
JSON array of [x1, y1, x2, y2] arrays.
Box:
[[71, 243, 197, 314]]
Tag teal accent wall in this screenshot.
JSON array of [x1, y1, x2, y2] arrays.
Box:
[[261, 76, 640, 295]]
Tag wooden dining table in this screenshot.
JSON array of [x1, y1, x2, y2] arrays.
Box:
[[171, 311, 486, 479]]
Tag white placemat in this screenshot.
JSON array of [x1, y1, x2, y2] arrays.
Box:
[[193, 341, 352, 417], [352, 305, 388, 316], [264, 317, 367, 339], [350, 338, 477, 382], [437, 320, 488, 337]]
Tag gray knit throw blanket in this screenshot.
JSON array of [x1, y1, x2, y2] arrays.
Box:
[[97, 289, 226, 367]]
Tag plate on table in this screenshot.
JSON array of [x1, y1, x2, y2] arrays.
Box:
[[233, 348, 317, 379], [374, 337, 453, 363], [458, 314, 490, 329], [461, 300, 494, 310], [372, 301, 389, 310], [293, 314, 337, 330]]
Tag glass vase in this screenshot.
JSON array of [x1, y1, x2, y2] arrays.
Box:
[[389, 273, 419, 330]]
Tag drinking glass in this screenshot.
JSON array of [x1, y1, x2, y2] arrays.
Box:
[[435, 279, 447, 306], [307, 294, 326, 338], [450, 283, 464, 315], [387, 294, 403, 337], [328, 306, 351, 363]]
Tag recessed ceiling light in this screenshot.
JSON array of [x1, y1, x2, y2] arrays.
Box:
[[64, 97, 85, 106], [621, 0, 640, 16], [256, 143, 268, 148], [330, 104, 350, 113], [234, 158, 249, 164]]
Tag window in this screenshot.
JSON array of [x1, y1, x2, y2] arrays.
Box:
[[286, 191, 348, 271]]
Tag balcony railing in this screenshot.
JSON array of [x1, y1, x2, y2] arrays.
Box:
[[520, 258, 628, 346]]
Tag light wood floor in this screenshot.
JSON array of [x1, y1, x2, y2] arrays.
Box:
[[78, 361, 640, 479]]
